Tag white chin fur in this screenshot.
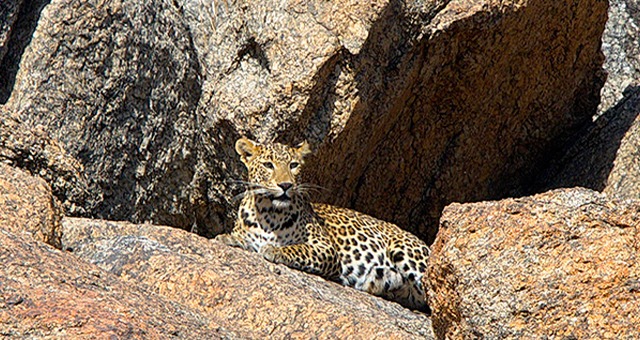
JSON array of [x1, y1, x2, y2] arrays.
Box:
[[272, 199, 291, 209]]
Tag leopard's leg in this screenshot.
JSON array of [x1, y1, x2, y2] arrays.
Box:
[[261, 241, 340, 280], [387, 239, 430, 311], [214, 232, 254, 251]]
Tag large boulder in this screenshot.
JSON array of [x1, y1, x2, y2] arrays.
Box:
[[4, 0, 204, 231], [1, 0, 608, 242], [426, 188, 640, 339], [0, 228, 239, 339], [0, 162, 239, 339], [303, 0, 608, 242], [61, 217, 435, 340]]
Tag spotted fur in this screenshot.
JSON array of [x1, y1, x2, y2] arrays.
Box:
[[215, 138, 430, 311]]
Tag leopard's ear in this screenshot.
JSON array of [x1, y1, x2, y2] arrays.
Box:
[[236, 138, 260, 161], [295, 141, 312, 159]]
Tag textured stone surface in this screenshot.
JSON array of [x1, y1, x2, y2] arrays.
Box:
[[62, 217, 435, 340], [426, 188, 640, 340], [0, 228, 237, 339], [2, 0, 608, 242], [303, 0, 608, 243], [4, 0, 204, 230], [0, 0, 22, 63], [0, 163, 61, 247], [598, 0, 640, 116]]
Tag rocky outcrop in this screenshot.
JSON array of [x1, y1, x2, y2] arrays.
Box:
[[0, 163, 238, 339], [426, 188, 640, 340], [537, 87, 640, 199], [0, 0, 49, 103], [0, 229, 244, 339], [3, 0, 205, 232], [303, 0, 607, 243], [61, 217, 435, 340], [0, 111, 89, 216], [1, 161, 433, 339], [1, 0, 608, 242], [0, 0, 21, 63]]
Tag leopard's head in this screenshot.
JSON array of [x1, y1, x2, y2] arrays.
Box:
[[236, 138, 312, 208]]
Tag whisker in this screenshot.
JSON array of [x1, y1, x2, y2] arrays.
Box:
[[298, 183, 328, 190], [229, 179, 266, 188], [232, 187, 275, 202]]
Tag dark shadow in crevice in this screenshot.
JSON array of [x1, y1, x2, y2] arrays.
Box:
[[0, 0, 51, 104], [530, 84, 640, 193]]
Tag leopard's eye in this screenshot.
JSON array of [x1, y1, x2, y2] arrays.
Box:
[[263, 162, 274, 169], [289, 162, 300, 170]]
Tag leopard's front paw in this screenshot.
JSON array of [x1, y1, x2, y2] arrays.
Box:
[[260, 244, 281, 263], [215, 233, 239, 247]]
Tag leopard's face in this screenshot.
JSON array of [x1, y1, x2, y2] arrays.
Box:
[[236, 138, 311, 209]]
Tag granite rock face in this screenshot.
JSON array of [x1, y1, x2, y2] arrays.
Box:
[[61, 217, 435, 340], [1, 0, 608, 242], [0, 167, 432, 339], [0, 111, 89, 216], [426, 188, 640, 340], [0, 163, 239, 339], [537, 87, 640, 199], [4, 0, 204, 231], [0, 229, 238, 340], [303, 0, 608, 242], [0, 0, 50, 103], [0, 0, 22, 64]]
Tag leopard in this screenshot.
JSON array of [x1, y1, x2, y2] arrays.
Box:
[[215, 137, 431, 311]]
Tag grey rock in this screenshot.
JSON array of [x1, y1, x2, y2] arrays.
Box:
[[4, 0, 205, 230], [598, 0, 640, 116], [536, 86, 640, 199], [0, 0, 50, 103]]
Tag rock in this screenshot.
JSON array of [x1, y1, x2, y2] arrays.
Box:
[[62, 217, 435, 340], [3, 0, 205, 231], [0, 161, 238, 338], [0, 228, 239, 339], [2, 0, 608, 242], [598, 0, 640, 116], [295, 0, 608, 242], [0, 162, 61, 248], [426, 188, 640, 340]]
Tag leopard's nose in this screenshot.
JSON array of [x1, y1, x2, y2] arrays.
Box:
[[278, 182, 293, 192]]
